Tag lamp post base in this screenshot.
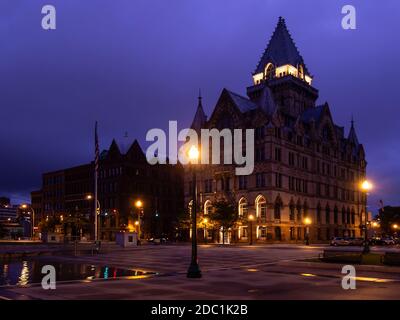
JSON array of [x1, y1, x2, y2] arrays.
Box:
[[187, 261, 202, 278], [362, 245, 370, 254]]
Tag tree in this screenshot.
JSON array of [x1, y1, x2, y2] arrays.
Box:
[[377, 206, 400, 235], [210, 199, 238, 244]]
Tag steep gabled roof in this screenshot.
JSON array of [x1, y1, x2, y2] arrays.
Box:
[[190, 94, 207, 133], [225, 89, 258, 113], [255, 17, 310, 76], [348, 119, 359, 146], [300, 105, 324, 123]]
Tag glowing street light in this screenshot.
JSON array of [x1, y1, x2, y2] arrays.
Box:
[[304, 217, 312, 245], [360, 180, 373, 192], [134, 200, 143, 240], [188, 145, 200, 163], [20, 204, 35, 240], [393, 224, 398, 230], [187, 144, 201, 278], [135, 200, 143, 208], [248, 214, 255, 246], [360, 179, 373, 254]]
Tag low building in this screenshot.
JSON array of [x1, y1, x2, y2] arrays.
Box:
[[31, 139, 184, 241]]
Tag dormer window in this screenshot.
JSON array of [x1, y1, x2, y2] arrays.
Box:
[[264, 63, 275, 79]]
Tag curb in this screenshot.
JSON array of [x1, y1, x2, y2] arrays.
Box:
[[278, 260, 400, 275]]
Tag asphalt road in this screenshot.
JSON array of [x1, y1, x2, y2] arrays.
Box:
[[1, 244, 400, 300]]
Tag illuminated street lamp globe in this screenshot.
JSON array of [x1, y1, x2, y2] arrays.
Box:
[[188, 145, 199, 163], [361, 180, 373, 192], [304, 217, 312, 225], [135, 200, 143, 208]]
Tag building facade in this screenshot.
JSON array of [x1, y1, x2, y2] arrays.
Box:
[[32, 139, 184, 241], [185, 17, 367, 244]]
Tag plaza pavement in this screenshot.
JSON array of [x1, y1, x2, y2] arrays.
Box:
[[1, 244, 400, 300]]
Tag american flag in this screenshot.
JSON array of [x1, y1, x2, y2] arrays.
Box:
[[95, 121, 99, 173], [379, 199, 384, 212]]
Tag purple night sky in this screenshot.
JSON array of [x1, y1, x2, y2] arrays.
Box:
[[0, 0, 399, 212]]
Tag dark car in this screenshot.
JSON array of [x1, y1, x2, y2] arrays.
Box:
[[371, 237, 395, 246], [348, 237, 364, 246]]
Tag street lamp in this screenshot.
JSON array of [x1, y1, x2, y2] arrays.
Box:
[[304, 217, 312, 245], [360, 179, 372, 254], [187, 145, 201, 278], [86, 194, 100, 241], [135, 200, 143, 239], [248, 214, 255, 245], [20, 204, 35, 240]]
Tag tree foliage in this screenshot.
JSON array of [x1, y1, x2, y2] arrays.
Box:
[[377, 206, 400, 235], [210, 198, 238, 244]]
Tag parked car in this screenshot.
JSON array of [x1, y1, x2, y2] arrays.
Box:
[[348, 237, 364, 246], [370, 237, 395, 246], [330, 237, 350, 246]]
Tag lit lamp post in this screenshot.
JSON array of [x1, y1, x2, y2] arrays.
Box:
[[304, 217, 312, 245], [86, 194, 100, 240], [393, 224, 398, 236], [20, 204, 35, 240], [187, 145, 201, 278], [248, 214, 255, 245], [135, 200, 143, 239], [360, 180, 372, 254]]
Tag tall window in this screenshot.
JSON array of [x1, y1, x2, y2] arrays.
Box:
[[256, 195, 267, 219], [274, 200, 281, 220], [256, 173, 265, 188], [334, 206, 338, 224], [347, 207, 351, 224], [275, 173, 282, 188], [204, 200, 212, 216], [296, 202, 302, 221], [351, 208, 355, 225], [238, 198, 248, 218], [342, 207, 346, 224], [325, 205, 330, 224], [289, 203, 295, 221], [238, 176, 247, 190], [274, 148, 282, 162]]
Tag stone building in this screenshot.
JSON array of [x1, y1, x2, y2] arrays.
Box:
[[32, 138, 184, 241], [185, 17, 367, 244]]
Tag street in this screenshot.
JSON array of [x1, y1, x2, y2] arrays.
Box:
[[1, 244, 400, 300]]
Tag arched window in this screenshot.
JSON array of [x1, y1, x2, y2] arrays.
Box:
[[334, 206, 339, 224], [351, 207, 355, 225], [325, 205, 331, 224], [274, 197, 282, 220], [204, 200, 212, 216], [296, 200, 302, 221], [303, 201, 309, 218], [238, 198, 248, 217], [298, 64, 304, 79], [342, 207, 346, 224], [347, 207, 351, 224], [289, 200, 295, 221], [256, 195, 267, 219], [265, 63, 275, 79], [317, 203, 322, 223]]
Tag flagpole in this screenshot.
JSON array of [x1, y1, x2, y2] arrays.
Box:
[[94, 121, 99, 241]]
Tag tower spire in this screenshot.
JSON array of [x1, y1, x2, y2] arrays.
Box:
[[190, 90, 207, 134]]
